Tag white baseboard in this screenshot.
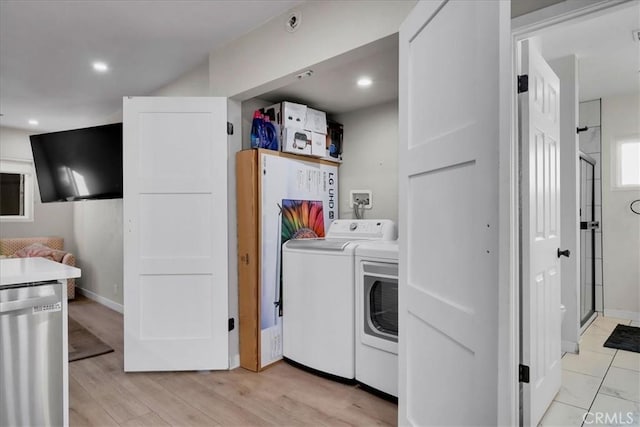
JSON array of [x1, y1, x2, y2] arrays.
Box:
[[561, 340, 579, 354], [603, 309, 640, 322], [75, 287, 123, 314], [229, 354, 240, 370]]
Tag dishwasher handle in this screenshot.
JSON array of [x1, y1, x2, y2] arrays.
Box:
[[0, 294, 59, 313]]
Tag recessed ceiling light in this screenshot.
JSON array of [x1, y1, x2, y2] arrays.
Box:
[[92, 61, 109, 72], [357, 77, 373, 87], [28, 119, 39, 125]]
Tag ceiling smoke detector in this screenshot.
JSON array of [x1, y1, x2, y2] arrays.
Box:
[[286, 11, 301, 33]]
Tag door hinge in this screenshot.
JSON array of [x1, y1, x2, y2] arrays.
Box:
[[228, 318, 235, 331], [519, 364, 530, 383], [227, 122, 234, 135], [517, 74, 529, 94]]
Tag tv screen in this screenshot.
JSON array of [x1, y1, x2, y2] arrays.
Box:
[[30, 123, 123, 203]]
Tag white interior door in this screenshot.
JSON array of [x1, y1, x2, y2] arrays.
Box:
[[520, 40, 562, 426], [398, 1, 507, 425], [123, 97, 229, 371]]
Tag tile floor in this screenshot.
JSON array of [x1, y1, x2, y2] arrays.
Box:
[[539, 316, 640, 427]]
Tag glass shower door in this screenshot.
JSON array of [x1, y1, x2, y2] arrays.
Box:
[[579, 153, 598, 326]]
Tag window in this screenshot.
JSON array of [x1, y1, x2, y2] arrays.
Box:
[[0, 159, 34, 222], [613, 137, 640, 189]]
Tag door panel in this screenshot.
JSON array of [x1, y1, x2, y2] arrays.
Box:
[[123, 97, 229, 372], [399, 1, 506, 425], [137, 112, 219, 191], [520, 40, 562, 426], [138, 193, 213, 272], [407, 1, 476, 149], [139, 275, 212, 339]]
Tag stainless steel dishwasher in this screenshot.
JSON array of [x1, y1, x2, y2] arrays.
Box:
[[0, 280, 64, 427]]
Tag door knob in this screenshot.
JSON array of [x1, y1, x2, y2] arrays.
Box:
[[557, 249, 570, 258]]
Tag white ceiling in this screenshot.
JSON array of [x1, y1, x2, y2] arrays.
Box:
[[258, 34, 399, 115], [536, 1, 640, 102], [1, 1, 637, 134], [0, 0, 301, 132]]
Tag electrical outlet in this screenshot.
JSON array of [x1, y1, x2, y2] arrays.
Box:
[[349, 190, 372, 209]]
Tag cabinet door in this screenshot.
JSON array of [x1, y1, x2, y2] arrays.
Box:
[[398, 1, 507, 424], [123, 97, 229, 371]]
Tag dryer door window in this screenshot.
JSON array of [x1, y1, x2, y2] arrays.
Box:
[[364, 273, 398, 343], [370, 280, 398, 335]]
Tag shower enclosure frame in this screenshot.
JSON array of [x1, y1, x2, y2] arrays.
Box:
[[579, 151, 599, 328]]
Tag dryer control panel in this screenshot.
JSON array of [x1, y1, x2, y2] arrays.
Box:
[[326, 219, 396, 241]]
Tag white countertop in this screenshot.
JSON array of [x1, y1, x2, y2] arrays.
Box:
[[0, 257, 81, 286]]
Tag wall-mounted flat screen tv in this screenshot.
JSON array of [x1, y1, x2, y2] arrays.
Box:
[[30, 123, 123, 203]]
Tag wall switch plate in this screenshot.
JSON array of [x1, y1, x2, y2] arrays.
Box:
[[350, 190, 372, 209]]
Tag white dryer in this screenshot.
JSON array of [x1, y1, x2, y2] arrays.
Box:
[[355, 241, 399, 397], [282, 219, 396, 380]]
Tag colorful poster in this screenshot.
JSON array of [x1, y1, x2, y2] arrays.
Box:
[[281, 199, 325, 242], [259, 153, 338, 367]]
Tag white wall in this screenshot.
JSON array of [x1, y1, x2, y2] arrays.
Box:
[[334, 100, 399, 225], [72, 199, 123, 306], [153, 60, 210, 96], [601, 93, 640, 321], [209, 0, 416, 100], [0, 126, 76, 254]]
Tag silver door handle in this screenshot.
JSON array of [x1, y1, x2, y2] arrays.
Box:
[[0, 295, 59, 313]]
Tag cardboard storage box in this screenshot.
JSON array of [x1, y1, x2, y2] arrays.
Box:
[[305, 107, 327, 134], [281, 101, 306, 129], [310, 132, 326, 158], [260, 102, 341, 162], [282, 128, 312, 156]]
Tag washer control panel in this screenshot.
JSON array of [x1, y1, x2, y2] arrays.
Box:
[[326, 219, 396, 241]]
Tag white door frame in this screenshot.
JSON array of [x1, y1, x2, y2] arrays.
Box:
[[505, 0, 632, 424]]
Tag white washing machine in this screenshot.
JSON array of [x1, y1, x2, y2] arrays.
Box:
[[282, 219, 396, 380], [355, 241, 399, 397]]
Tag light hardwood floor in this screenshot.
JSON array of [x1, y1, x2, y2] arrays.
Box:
[[68, 296, 398, 426]]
